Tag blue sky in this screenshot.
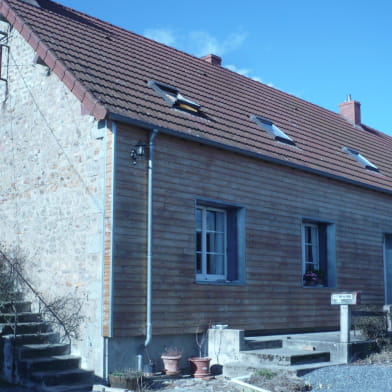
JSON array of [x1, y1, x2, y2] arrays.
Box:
[[60, 0, 392, 135]]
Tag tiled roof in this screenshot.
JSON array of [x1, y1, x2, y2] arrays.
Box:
[[2, 0, 392, 193]]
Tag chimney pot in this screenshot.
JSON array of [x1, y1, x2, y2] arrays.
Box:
[[201, 54, 222, 66], [339, 97, 361, 125]]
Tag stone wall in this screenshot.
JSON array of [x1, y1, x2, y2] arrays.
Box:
[[0, 22, 107, 376]]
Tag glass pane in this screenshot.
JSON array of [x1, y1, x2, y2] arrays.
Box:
[[196, 209, 202, 230], [306, 245, 314, 262], [215, 233, 224, 253], [305, 226, 311, 243], [206, 232, 225, 254], [206, 211, 216, 231], [196, 253, 202, 273], [207, 254, 224, 275], [196, 232, 202, 252], [216, 211, 225, 232]]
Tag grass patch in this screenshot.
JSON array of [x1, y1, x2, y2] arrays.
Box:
[[247, 369, 312, 392]]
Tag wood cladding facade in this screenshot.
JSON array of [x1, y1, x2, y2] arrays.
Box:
[[106, 123, 391, 338]]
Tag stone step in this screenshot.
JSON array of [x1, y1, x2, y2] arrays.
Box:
[[2, 332, 60, 345], [19, 343, 71, 360], [1, 321, 51, 335], [0, 291, 24, 301], [0, 300, 32, 313], [0, 312, 42, 323], [240, 348, 330, 366], [20, 355, 81, 373], [31, 368, 94, 387]]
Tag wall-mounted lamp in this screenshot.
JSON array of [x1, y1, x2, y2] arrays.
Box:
[[130, 140, 148, 165]]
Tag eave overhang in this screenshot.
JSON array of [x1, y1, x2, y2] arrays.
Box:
[[108, 111, 392, 198]]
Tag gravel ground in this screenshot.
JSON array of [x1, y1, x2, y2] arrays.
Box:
[[6, 354, 392, 392], [148, 363, 392, 392], [302, 364, 392, 392]]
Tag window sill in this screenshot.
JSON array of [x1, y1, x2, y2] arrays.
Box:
[[195, 279, 245, 286], [302, 284, 328, 288]]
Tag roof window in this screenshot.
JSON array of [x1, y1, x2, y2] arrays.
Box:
[[342, 147, 379, 172], [148, 80, 201, 114], [250, 115, 295, 146]]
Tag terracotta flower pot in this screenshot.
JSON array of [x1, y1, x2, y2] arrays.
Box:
[[161, 354, 182, 375], [188, 357, 211, 378]]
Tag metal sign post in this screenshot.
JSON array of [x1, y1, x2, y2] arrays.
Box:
[[331, 292, 361, 343]]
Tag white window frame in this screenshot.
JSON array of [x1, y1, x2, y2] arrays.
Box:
[[302, 223, 320, 274], [196, 206, 227, 282]]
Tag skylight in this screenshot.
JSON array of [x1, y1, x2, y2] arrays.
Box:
[[250, 115, 295, 146], [148, 80, 201, 114], [342, 147, 379, 172]]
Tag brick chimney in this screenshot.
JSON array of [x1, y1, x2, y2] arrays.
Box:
[[339, 95, 361, 125], [200, 54, 222, 66]]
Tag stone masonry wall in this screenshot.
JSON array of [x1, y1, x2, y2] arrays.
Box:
[[0, 22, 107, 376]]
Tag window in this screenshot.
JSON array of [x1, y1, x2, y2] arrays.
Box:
[[250, 115, 296, 146], [195, 200, 245, 283], [148, 80, 201, 114], [342, 147, 379, 172], [301, 220, 336, 288]]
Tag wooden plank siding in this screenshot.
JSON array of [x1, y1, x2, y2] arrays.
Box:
[[110, 123, 391, 337]]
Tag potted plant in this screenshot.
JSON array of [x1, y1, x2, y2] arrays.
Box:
[[161, 346, 182, 375], [303, 269, 324, 286], [109, 369, 145, 390], [188, 325, 211, 378]]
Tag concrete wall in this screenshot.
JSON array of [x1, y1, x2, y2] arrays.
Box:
[[0, 22, 106, 376], [106, 334, 201, 375]]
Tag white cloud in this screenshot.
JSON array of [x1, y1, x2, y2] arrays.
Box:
[[226, 64, 264, 84], [143, 28, 177, 46], [142, 28, 273, 86], [190, 31, 248, 57], [226, 64, 251, 76]]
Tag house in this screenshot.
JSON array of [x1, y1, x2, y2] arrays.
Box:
[[1, 0, 392, 379]]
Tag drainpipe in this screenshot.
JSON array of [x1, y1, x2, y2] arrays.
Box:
[[142, 129, 158, 362]]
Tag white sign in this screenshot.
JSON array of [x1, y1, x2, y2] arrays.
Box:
[[331, 292, 361, 305]]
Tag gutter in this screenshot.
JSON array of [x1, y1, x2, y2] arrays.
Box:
[[108, 112, 392, 198]]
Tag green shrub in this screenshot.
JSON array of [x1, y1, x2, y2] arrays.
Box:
[[353, 306, 387, 341]]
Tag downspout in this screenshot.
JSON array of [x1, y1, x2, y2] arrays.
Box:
[[144, 129, 158, 350]]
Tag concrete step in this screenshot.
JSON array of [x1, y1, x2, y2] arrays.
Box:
[[2, 332, 60, 345], [244, 337, 282, 350], [223, 360, 344, 378], [20, 355, 81, 373], [1, 321, 51, 335], [0, 300, 32, 313], [0, 312, 42, 323], [31, 368, 94, 387], [19, 343, 71, 360], [39, 384, 93, 392], [40, 384, 93, 392], [240, 348, 330, 366]]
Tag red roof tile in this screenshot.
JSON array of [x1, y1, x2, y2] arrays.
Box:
[[2, 0, 392, 193]]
